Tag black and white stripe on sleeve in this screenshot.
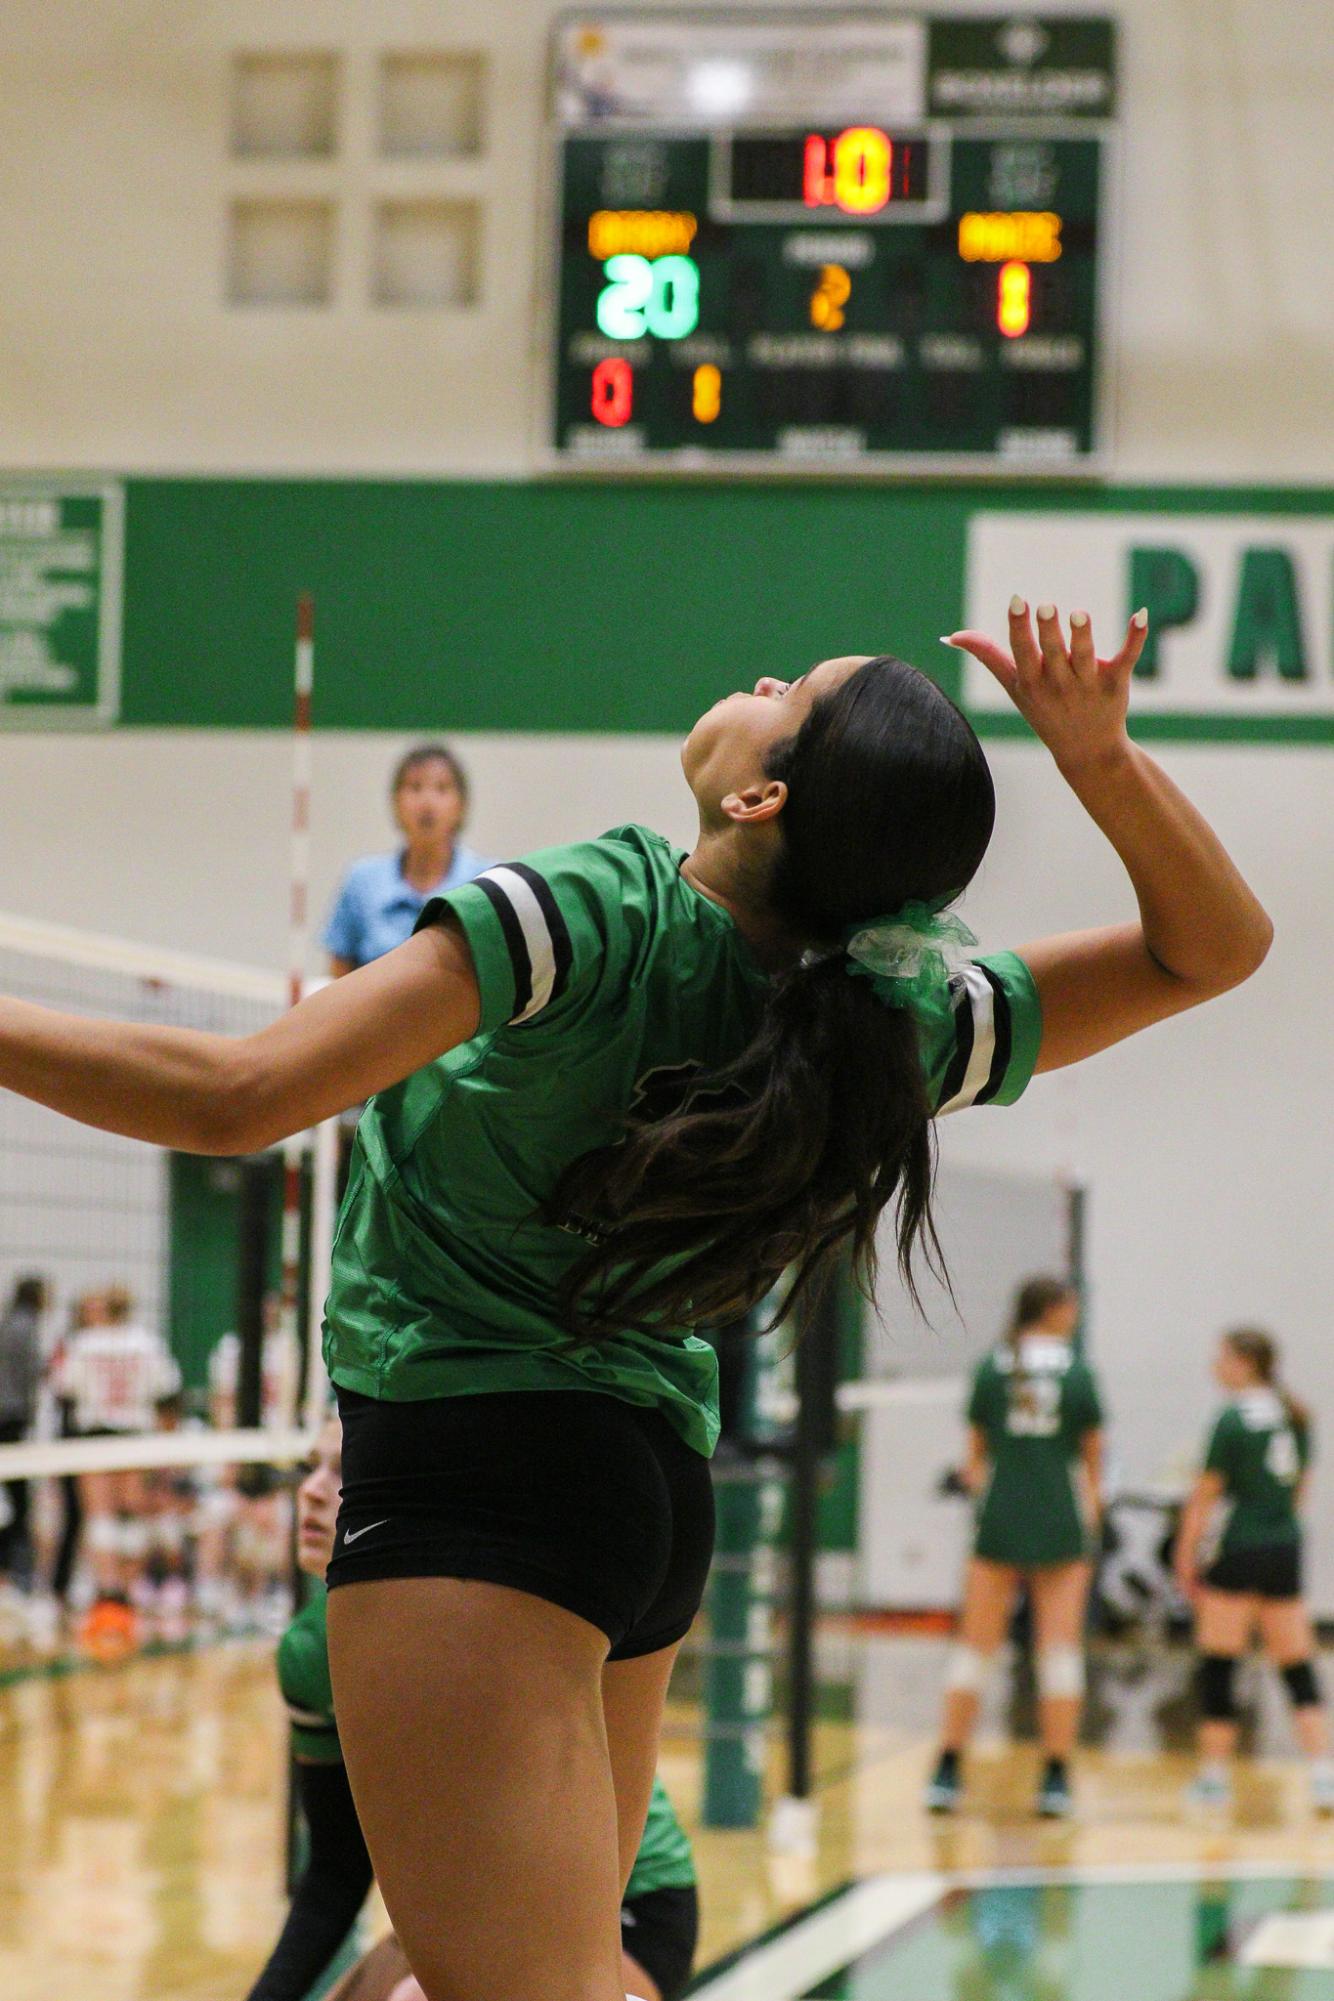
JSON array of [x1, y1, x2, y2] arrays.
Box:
[[936, 963, 1014, 1115], [473, 864, 575, 1023]]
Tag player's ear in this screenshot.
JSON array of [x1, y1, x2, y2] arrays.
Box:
[[720, 778, 787, 825]]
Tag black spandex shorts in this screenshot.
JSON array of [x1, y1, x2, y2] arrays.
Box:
[[621, 1883, 699, 2001], [1205, 1540, 1302, 1600], [329, 1387, 715, 1661]]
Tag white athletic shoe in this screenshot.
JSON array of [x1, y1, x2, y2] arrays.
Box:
[[1311, 1764, 1334, 1816]]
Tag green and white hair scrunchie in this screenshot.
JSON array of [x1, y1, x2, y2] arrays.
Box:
[[843, 898, 977, 1016]]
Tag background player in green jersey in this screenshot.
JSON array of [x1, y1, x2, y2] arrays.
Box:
[[248, 1414, 698, 2001], [925, 1276, 1105, 1820], [0, 601, 1274, 1999], [1175, 1328, 1334, 1814]]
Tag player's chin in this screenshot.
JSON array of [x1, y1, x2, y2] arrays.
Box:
[[685, 693, 741, 756], [680, 715, 709, 775]]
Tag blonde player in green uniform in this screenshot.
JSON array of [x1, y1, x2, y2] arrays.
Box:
[[0, 601, 1273, 1999], [251, 1414, 699, 2001], [1175, 1328, 1334, 1814], [925, 1276, 1104, 1819]]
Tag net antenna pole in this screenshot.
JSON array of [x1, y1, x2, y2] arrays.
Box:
[[304, 1114, 338, 1428], [279, 595, 316, 1430], [283, 593, 320, 1900], [769, 1271, 842, 1858]]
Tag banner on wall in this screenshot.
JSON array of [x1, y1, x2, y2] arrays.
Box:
[[0, 483, 123, 728], [965, 512, 1334, 732], [1, 477, 1324, 739]]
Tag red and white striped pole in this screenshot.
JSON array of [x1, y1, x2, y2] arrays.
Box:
[[278, 594, 315, 1424], [288, 592, 315, 1011]]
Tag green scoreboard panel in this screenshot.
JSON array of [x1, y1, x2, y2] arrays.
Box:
[[550, 11, 1117, 471]]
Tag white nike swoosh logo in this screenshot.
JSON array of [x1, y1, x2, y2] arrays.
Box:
[[342, 1519, 389, 1544]]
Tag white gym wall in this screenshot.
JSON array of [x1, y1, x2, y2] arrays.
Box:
[[1, 3, 1331, 1595]]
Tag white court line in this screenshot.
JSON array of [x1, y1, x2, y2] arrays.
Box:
[[689, 1860, 1334, 1998], [1241, 1912, 1334, 1969], [689, 1874, 943, 2001]]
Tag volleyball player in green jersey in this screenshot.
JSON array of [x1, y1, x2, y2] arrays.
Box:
[[1175, 1328, 1334, 1814], [250, 1414, 699, 2001], [0, 601, 1273, 1999], [926, 1277, 1104, 1820]]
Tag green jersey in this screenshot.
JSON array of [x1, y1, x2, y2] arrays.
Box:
[[1206, 1388, 1309, 1552], [277, 1584, 341, 1764], [625, 1776, 696, 1898], [969, 1337, 1103, 1567], [275, 1590, 695, 1893], [325, 825, 1043, 1455]]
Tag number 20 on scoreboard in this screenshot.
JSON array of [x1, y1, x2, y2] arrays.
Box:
[[553, 11, 1115, 465]]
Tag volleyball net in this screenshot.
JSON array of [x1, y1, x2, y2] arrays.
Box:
[[0, 906, 1091, 1846], [0, 910, 338, 1651]]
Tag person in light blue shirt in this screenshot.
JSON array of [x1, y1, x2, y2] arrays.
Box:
[[324, 743, 494, 974]]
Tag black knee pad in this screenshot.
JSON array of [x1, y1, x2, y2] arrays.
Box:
[[1199, 1654, 1239, 1721], [1282, 1659, 1322, 1710]]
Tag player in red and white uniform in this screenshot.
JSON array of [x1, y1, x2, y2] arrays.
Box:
[[51, 1286, 179, 1615], [201, 1296, 299, 1631]]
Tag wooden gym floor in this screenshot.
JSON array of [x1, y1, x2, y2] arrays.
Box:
[[4, 1625, 1334, 1999]]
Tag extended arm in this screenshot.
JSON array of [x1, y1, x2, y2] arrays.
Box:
[[950, 601, 1272, 1072], [1080, 1429, 1104, 1530], [1174, 1470, 1224, 1596], [0, 920, 481, 1156], [962, 1424, 989, 1496]]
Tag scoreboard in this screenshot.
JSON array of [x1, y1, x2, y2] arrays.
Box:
[[549, 11, 1117, 471]]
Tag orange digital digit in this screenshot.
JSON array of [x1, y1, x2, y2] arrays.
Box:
[[692, 364, 722, 423], [810, 264, 852, 331], [833, 127, 893, 215], [997, 261, 1032, 338]]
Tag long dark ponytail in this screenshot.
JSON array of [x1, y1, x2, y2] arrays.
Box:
[[553, 656, 997, 1336]]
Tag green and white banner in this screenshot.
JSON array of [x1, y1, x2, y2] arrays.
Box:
[[0, 474, 1327, 741], [0, 484, 123, 727], [966, 512, 1334, 726]]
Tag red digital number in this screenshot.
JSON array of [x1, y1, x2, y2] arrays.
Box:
[[591, 356, 634, 427]]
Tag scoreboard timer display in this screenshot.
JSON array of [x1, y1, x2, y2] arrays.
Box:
[[550, 11, 1117, 470]]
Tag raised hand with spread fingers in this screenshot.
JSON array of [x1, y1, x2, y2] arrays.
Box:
[[945, 598, 1272, 1075]]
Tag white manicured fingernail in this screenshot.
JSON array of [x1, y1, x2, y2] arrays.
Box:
[[1009, 595, 1026, 616], [1036, 602, 1056, 621], [1132, 606, 1149, 628], [1069, 610, 1089, 629], [939, 634, 959, 647]]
